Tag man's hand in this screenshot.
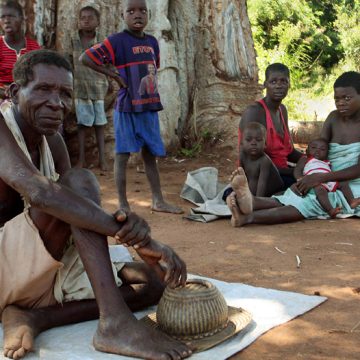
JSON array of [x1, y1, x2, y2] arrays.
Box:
[[296, 173, 324, 195], [114, 210, 151, 249], [136, 240, 187, 288]]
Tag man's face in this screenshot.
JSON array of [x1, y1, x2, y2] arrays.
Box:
[[79, 8, 99, 32], [264, 71, 290, 102], [122, 0, 148, 34], [15, 64, 73, 136], [334, 86, 360, 118], [0, 6, 22, 36]]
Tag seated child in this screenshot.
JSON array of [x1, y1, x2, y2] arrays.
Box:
[[293, 138, 360, 217], [240, 122, 284, 196]]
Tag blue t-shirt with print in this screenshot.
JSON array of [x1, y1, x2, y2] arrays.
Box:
[[86, 30, 163, 113]]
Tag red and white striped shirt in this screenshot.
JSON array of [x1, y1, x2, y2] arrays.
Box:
[[0, 36, 41, 86]]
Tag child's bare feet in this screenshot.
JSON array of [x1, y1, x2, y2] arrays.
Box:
[[230, 167, 253, 214], [151, 201, 184, 214], [329, 206, 342, 218], [2, 305, 39, 359], [226, 192, 247, 227], [349, 198, 360, 209]]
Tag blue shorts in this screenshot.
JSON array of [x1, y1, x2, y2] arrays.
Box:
[[75, 99, 107, 127], [113, 111, 166, 156]]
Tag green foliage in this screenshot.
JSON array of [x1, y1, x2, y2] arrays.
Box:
[[334, 1, 360, 71], [249, 0, 328, 87], [247, 0, 360, 122], [178, 143, 202, 158], [178, 129, 221, 158]]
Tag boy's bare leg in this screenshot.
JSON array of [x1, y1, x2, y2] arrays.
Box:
[[114, 153, 131, 213], [75, 126, 87, 168], [3, 169, 191, 359], [141, 147, 183, 214], [227, 199, 304, 227], [94, 125, 108, 171], [338, 181, 360, 209], [314, 186, 341, 218], [230, 167, 253, 214]]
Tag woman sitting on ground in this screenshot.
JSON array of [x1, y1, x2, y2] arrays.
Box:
[[228, 71, 360, 226], [239, 63, 303, 190]]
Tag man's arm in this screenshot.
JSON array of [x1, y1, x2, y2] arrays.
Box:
[[1, 122, 186, 285], [0, 120, 140, 239]]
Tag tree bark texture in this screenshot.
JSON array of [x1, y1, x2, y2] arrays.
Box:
[[18, 0, 261, 163]]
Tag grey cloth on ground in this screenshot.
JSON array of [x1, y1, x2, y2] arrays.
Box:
[[180, 167, 231, 222]]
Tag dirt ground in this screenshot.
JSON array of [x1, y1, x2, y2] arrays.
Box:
[[93, 151, 360, 360]]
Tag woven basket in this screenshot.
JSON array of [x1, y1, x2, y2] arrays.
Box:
[[156, 279, 229, 340]]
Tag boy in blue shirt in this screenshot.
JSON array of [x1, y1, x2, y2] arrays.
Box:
[[80, 0, 183, 214]]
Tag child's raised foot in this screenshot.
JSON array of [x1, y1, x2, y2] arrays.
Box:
[[229, 167, 243, 182], [226, 192, 246, 227], [230, 167, 253, 214], [151, 201, 183, 214]]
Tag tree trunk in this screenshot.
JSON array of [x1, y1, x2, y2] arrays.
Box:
[[20, 0, 260, 164]]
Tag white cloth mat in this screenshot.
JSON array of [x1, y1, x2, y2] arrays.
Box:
[[0, 274, 326, 359]]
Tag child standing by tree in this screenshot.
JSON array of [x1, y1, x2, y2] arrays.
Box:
[[0, 0, 40, 99], [80, 0, 183, 214], [240, 122, 284, 196], [68, 2, 109, 170], [292, 138, 360, 217]]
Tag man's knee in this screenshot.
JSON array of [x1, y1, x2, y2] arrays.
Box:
[[60, 168, 101, 204]]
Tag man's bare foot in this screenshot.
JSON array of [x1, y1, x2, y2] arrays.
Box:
[[230, 167, 253, 214], [349, 198, 360, 209], [151, 201, 184, 214], [329, 206, 342, 218], [2, 305, 40, 359], [226, 192, 247, 227], [94, 317, 192, 359]]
